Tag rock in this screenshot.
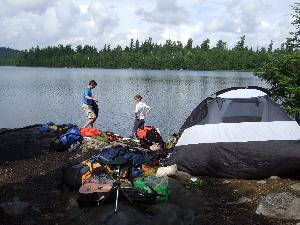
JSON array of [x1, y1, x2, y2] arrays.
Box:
[[237, 197, 252, 204], [223, 180, 231, 184], [256, 192, 300, 220], [0, 201, 29, 216], [257, 180, 266, 184], [286, 198, 300, 220], [23, 220, 37, 225], [269, 176, 279, 180], [31, 207, 41, 213], [158, 176, 169, 186], [175, 170, 192, 184], [156, 164, 178, 177], [12, 196, 20, 201], [66, 197, 79, 211], [290, 183, 300, 191]]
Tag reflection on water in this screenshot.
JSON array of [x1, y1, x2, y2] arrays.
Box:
[[0, 67, 267, 138]]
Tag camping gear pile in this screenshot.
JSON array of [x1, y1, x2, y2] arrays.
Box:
[[63, 145, 172, 209], [40, 123, 169, 153], [39, 122, 175, 209]]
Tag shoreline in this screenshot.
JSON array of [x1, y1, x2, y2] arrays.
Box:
[[0, 65, 255, 73]]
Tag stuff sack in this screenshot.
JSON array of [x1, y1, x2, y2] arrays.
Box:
[[50, 126, 81, 152]]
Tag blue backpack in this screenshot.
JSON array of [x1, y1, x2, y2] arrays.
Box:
[[50, 126, 81, 152]]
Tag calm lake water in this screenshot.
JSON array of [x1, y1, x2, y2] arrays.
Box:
[[0, 66, 267, 138]]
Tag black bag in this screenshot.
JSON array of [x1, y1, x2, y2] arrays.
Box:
[[63, 163, 89, 191], [122, 187, 157, 204], [140, 128, 164, 149]]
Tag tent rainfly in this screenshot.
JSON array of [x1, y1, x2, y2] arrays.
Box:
[[168, 86, 300, 179]]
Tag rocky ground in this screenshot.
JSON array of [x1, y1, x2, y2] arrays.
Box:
[[0, 126, 299, 225]]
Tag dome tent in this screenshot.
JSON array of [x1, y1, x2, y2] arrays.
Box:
[[168, 86, 300, 179]]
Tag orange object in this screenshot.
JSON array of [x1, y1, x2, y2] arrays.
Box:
[[142, 165, 157, 177], [80, 128, 101, 137], [136, 126, 153, 139]]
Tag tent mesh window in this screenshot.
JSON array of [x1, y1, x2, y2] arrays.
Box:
[[222, 98, 263, 123]]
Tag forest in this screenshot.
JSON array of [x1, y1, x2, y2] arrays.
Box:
[[2, 35, 293, 71]]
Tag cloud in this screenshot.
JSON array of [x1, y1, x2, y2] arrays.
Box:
[[0, 0, 120, 49], [136, 0, 190, 25], [0, 0, 297, 50], [2, 0, 53, 14]]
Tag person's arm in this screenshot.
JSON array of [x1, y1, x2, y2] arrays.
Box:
[[144, 104, 151, 115], [84, 89, 97, 102], [85, 96, 97, 101], [134, 104, 139, 117]]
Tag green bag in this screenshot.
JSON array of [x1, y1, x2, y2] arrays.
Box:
[[133, 177, 171, 202], [154, 185, 170, 202]]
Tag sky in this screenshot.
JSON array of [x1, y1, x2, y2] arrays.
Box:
[[0, 0, 297, 50]]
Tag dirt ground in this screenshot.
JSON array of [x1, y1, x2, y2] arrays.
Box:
[[0, 126, 299, 225]]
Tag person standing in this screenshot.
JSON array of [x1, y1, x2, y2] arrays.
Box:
[[131, 94, 151, 138], [82, 80, 98, 128]]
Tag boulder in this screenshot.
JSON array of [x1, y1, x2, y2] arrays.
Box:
[[290, 183, 300, 191], [256, 192, 300, 220]]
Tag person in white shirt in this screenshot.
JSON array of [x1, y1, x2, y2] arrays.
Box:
[[131, 94, 151, 138]]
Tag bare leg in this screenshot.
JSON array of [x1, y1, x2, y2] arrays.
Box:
[[84, 118, 95, 128]]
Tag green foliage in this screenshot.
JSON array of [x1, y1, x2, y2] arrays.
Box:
[[256, 3, 300, 118], [256, 53, 300, 116], [200, 38, 210, 50], [289, 2, 300, 49], [233, 35, 247, 51], [9, 36, 275, 71], [215, 40, 227, 50], [186, 177, 206, 189], [0, 47, 19, 65]]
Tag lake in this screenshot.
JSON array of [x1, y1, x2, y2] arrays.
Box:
[[0, 66, 267, 138]]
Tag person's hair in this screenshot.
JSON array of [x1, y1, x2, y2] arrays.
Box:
[[134, 94, 143, 101], [89, 80, 97, 86]]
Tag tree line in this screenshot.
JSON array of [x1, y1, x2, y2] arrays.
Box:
[[0, 47, 19, 66], [8, 35, 294, 71]]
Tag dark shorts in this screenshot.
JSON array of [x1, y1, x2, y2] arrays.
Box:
[[132, 119, 145, 135]]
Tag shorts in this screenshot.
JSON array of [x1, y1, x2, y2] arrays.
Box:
[[82, 104, 96, 119]]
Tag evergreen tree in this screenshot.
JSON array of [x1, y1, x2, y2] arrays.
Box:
[[288, 2, 300, 49], [200, 39, 210, 50], [268, 40, 274, 52], [215, 40, 227, 50], [234, 35, 247, 51]]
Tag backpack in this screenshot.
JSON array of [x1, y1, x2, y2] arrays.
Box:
[[50, 126, 81, 152], [137, 126, 164, 149], [63, 159, 112, 191]]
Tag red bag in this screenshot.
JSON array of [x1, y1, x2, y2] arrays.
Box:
[[136, 126, 153, 139], [80, 128, 101, 137]]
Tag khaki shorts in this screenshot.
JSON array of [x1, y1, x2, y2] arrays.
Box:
[[82, 104, 96, 119]]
